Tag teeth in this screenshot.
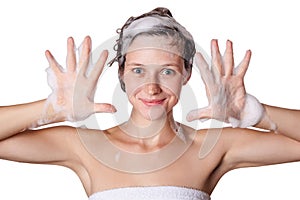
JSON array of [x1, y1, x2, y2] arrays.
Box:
[[142, 99, 165, 105]]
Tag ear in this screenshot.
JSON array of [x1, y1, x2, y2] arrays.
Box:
[[183, 67, 192, 85]]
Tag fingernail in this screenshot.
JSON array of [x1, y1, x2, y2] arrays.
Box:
[[111, 106, 117, 113], [68, 37, 73, 42], [227, 40, 232, 47]]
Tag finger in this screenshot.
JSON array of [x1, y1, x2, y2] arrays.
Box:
[[89, 50, 109, 84], [223, 40, 234, 77], [94, 103, 117, 113], [66, 37, 76, 72], [78, 36, 92, 75], [211, 39, 223, 78], [45, 50, 63, 73], [186, 107, 212, 122], [234, 50, 251, 78], [195, 52, 214, 87]]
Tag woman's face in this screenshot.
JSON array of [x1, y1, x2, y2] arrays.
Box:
[[122, 47, 190, 121]]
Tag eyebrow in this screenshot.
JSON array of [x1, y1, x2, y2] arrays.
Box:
[[126, 62, 181, 68]]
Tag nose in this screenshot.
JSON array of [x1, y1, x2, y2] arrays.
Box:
[[145, 83, 162, 95], [143, 72, 162, 95]]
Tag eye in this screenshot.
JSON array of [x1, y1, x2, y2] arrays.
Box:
[[161, 68, 175, 75], [132, 68, 144, 74]]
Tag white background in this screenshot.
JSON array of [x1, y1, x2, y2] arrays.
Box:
[[0, 0, 300, 199]]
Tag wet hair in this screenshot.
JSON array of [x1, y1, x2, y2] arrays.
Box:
[[108, 7, 196, 91]]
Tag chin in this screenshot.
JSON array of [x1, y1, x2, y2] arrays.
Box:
[[148, 106, 168, 121], [137, 105, 166, 121]]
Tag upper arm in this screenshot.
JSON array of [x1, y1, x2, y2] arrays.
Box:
[[223, 128, 300, 170], [0, 126, 81, 166]]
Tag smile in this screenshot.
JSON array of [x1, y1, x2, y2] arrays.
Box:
[[140, 98, 166, 106]]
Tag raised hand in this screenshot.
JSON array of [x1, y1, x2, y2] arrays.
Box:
[[39, 36, 116, 124], [187, 40, 264, 128]]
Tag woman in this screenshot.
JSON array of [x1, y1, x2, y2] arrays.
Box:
[[0, 7, 299, 200]]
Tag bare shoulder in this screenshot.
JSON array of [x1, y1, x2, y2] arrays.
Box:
[[193, 126, 261, 150], [179, 125, 233, 169], [192, 127, 258, 160], [185, 126, 267, 171], [184, 125, 233, 154]]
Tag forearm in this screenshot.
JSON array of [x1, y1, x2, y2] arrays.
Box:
[[0, 99, 63, 140], [255, 104, 300, 141]]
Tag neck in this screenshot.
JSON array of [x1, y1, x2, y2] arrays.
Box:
[[120, 111, 183, 150]]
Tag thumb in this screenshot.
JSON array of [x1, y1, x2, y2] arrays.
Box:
[[94, 103, 117, 113], [186, 107, 212, 122]]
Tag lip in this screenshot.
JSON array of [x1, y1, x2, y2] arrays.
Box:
[[139, 98, 166, 106]]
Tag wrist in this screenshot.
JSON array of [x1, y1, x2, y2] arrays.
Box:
[[254, 104, 278, 132], [34, 99, 66, 127], [228, 94, 265, 128]]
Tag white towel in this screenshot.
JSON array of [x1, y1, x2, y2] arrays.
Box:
[[89, 186, 210, 200]]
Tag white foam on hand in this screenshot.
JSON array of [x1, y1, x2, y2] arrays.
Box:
[[187, 40, 277, 130], [35, 37, 116, 127], [228, 94, 264, 128]]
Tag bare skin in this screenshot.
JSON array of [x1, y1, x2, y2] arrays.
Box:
[[0, 36, 299, 198]]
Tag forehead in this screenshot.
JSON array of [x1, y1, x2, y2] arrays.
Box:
[[125, 48, 184, 67], [125, 34, 184, 66]]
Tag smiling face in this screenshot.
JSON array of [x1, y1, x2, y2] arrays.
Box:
[[121, 41, 191, 122]]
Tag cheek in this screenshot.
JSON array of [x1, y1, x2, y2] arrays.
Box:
[[123, 74, 145, 97], [159, 77, 183, 99]]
